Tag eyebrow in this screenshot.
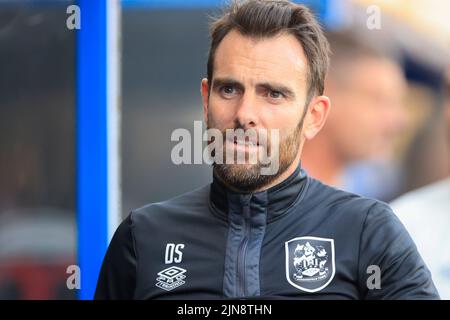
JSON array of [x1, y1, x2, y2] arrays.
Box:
[[257, 82, 296, 98], [211, 78, 244, 92], [212, 77, 296, 98]]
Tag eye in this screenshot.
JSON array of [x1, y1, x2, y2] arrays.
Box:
[[222, 86, 235, 94], [219, 85, 238, 98], [268, 90, 284, 99]]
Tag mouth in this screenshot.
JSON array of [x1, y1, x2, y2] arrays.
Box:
[[225, 137, 262, 154], [233, 136, 260, 147]]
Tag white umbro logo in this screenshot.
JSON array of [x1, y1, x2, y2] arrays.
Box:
[[156, 266, 187, 291], [156, 243, 187, 291]]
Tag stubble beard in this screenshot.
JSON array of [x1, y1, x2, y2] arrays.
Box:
[[208, 116, 305, 193]]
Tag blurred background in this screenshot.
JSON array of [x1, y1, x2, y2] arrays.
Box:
[[0, 0, 449, 299]]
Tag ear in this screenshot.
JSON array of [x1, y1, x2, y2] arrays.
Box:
[[302, 95, 331, 140], [201, 78, 209, 124]]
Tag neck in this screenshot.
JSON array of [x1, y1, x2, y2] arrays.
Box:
[[301, 135, 346, 186], [209, 158, 308, 222]]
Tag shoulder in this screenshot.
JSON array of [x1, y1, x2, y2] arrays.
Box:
[[305, 176, 392, 220], [130, 184, 211, 225]]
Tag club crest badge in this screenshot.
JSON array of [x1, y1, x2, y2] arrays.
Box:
[[285, 236, 335, 293]]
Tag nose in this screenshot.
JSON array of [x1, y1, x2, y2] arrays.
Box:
[[234, 91, 259, 129]]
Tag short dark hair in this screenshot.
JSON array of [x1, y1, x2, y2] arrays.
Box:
[[327, 31, 391, 65], [207, 0, 330, 101], [326, 31, 400, 82]]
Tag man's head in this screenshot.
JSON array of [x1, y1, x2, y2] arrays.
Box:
[[320, 32, 407, 162], [201, 0, 331, 192]]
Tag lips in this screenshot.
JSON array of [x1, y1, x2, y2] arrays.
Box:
[[233, 136, 259, 147], [225, 137, 261, 155]]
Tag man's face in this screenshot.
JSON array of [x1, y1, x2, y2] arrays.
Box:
[[201, 30, 313, 191], [324, 57, 407, 161]]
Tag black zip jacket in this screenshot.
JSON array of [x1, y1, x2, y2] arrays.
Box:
[[95, 165, 439, 299]]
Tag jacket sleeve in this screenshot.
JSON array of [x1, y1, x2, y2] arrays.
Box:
[[358, 202, 440, 300], [94, 213, 137, 300]]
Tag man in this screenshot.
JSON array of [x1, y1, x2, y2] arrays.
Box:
[[95, 0, 438, 299], [301, 32, 407, 199], [390, 69, 450, 299]]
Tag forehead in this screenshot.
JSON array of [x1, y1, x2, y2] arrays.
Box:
[[346, 57, 405, 91], [213, 29, 308, 88]]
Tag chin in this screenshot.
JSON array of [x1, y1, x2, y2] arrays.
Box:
[[214, 163, 267, 191]]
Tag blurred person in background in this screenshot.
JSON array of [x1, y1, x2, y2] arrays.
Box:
[[301, 31, 407, 200], [390, 69, 450, 299], [399, 84, 450, 195]]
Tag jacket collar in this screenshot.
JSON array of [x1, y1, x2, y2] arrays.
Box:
[[209, 164, 308, 223]]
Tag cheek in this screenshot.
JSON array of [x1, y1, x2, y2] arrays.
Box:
[[262, 106, 303, 132], [207, 99, 235, 127], [362, 106, 386, 135], [267, 120, 297, 144]]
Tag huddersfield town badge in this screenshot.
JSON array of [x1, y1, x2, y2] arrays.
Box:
[[285, 236, 335, 293]]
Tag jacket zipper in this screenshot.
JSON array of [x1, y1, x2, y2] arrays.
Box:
[[236, 197, 251, 297]]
